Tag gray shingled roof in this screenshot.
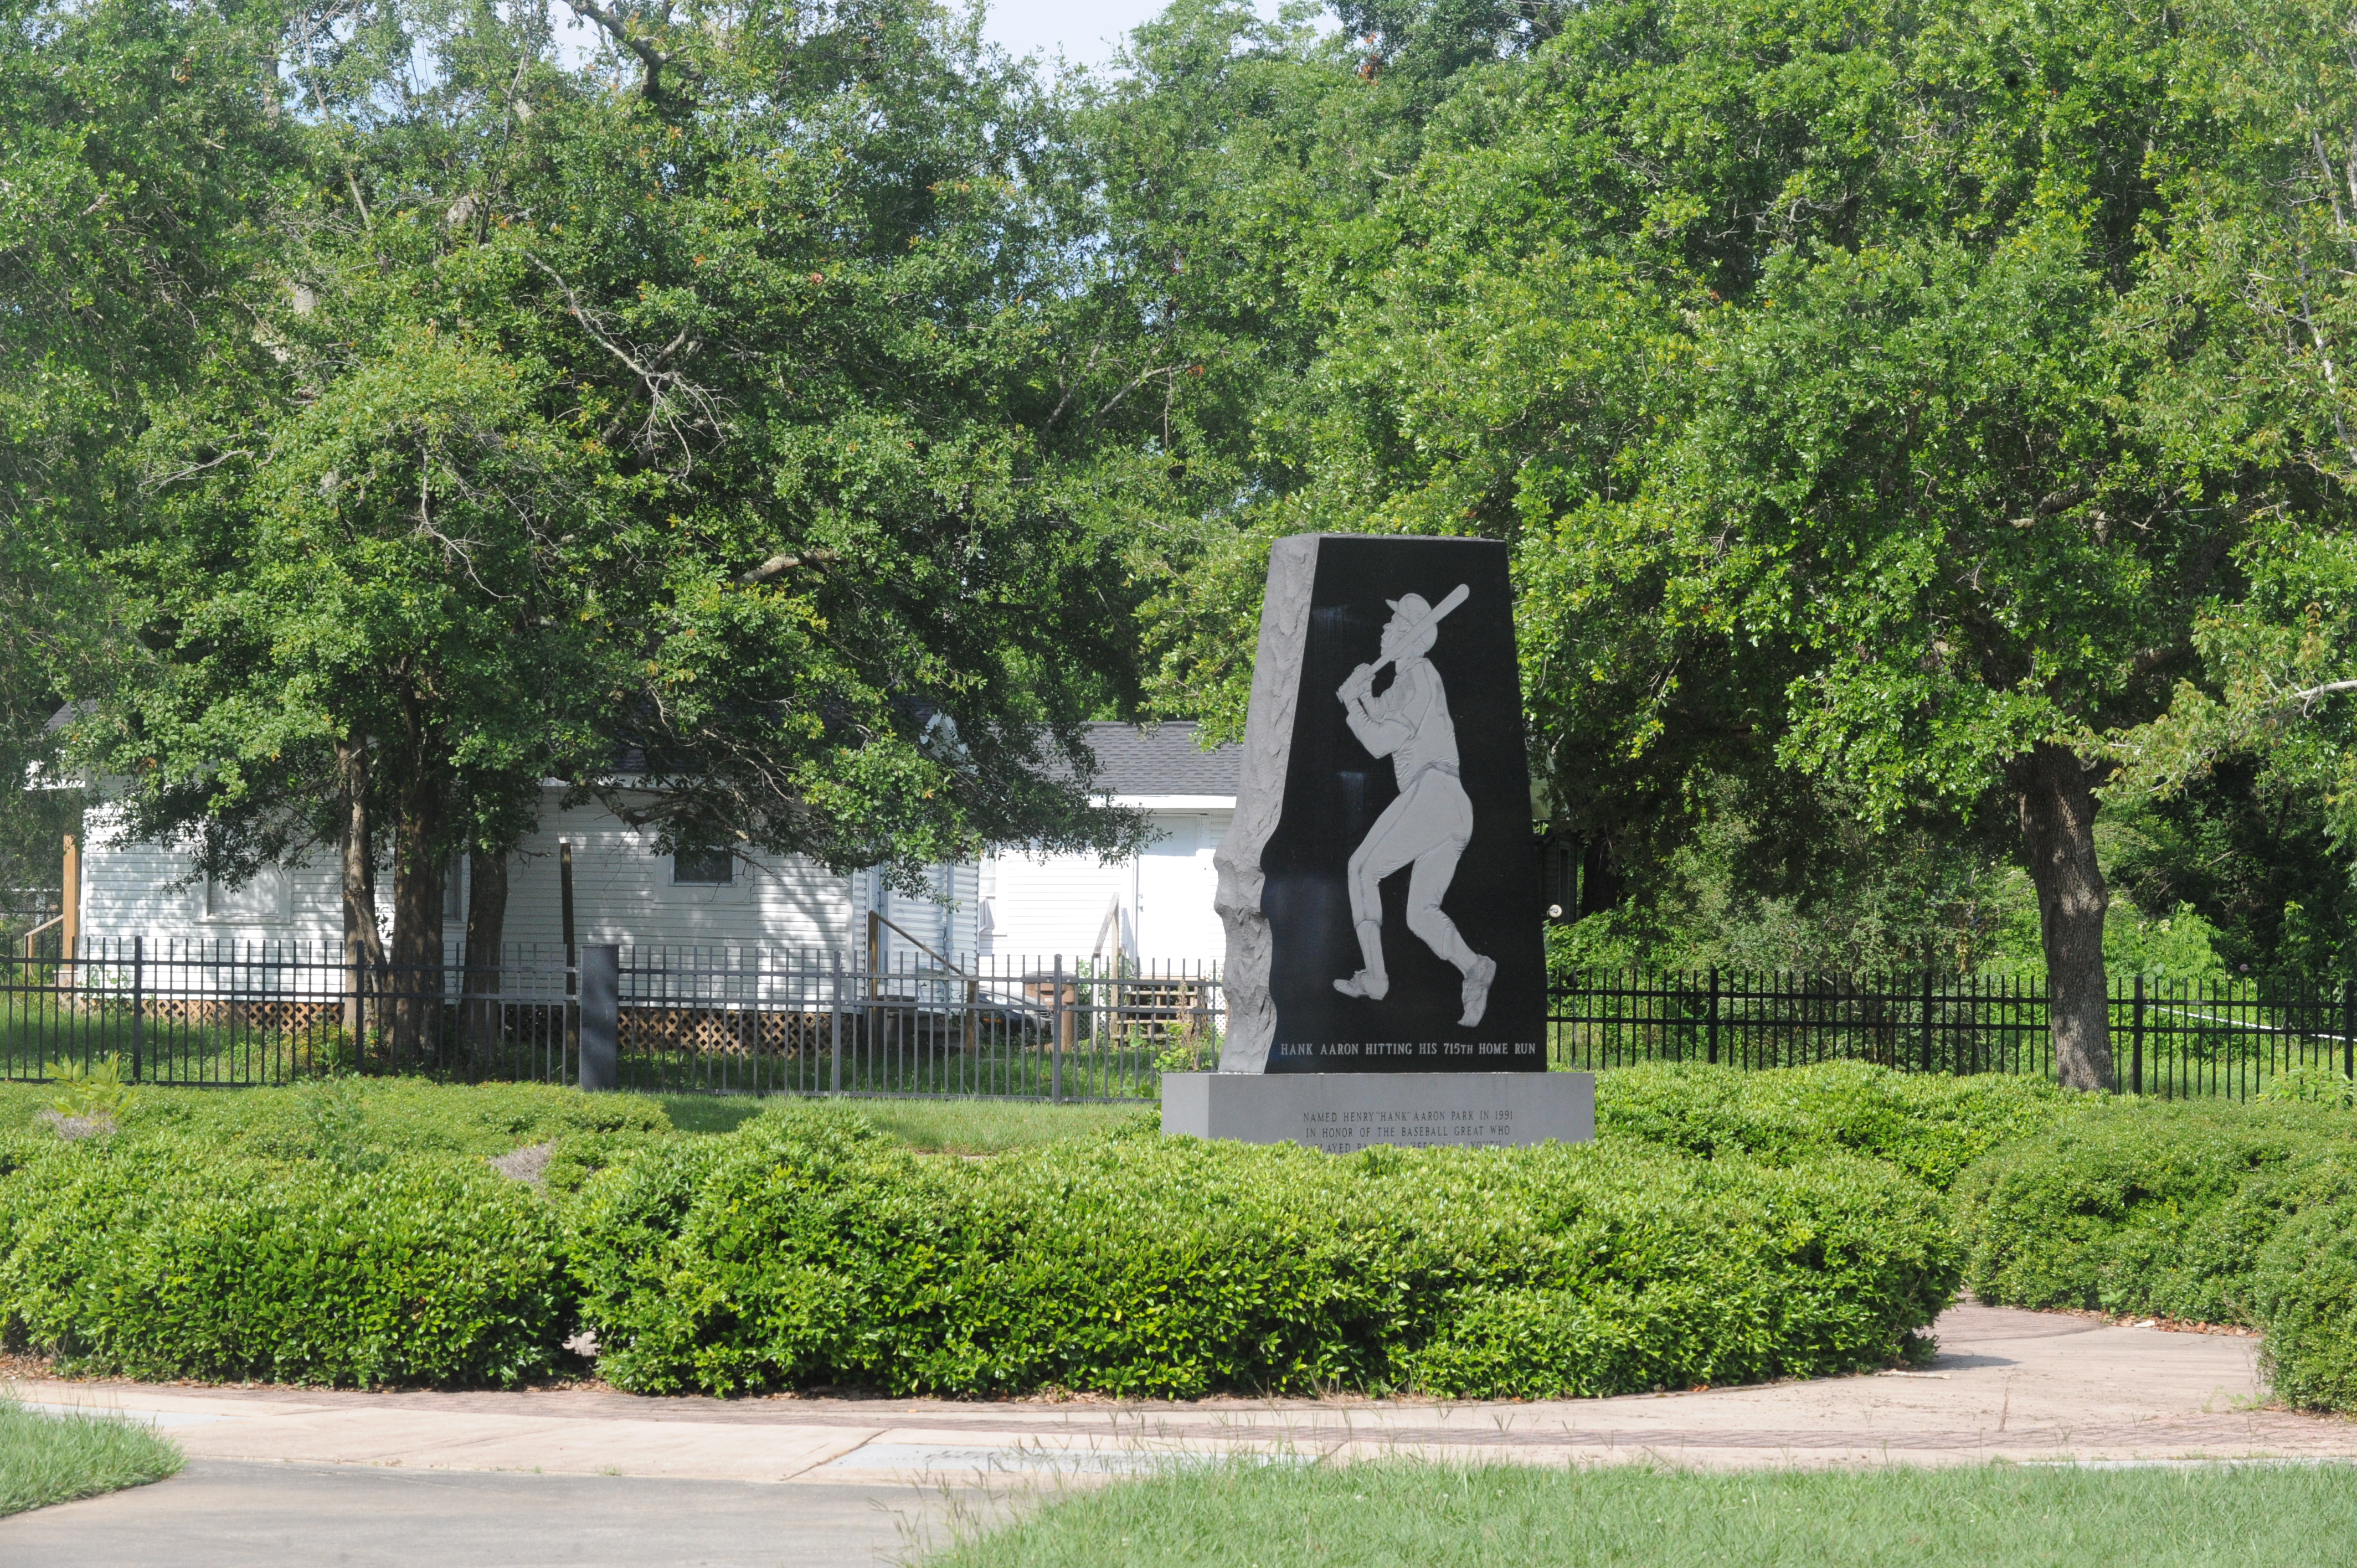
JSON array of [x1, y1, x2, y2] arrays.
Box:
[[1080, 722, 1239, 798]]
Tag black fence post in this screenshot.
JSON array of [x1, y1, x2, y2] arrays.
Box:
[[1706, 967, 1720, 1066], [1051, 954, 1066, 1104], [129, 934, 144, 1082], [578, 943, 619, 1091], [2342, 977, 2354, 1084], [2132, 973, 2145, 1097], [1919, 969, 1934, 1072], [830, 949, 844, 1096]]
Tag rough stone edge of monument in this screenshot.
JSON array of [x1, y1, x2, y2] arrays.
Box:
[[1210, 533, 1319, 1075]]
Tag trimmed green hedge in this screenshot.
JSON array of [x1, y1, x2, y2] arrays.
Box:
[[1948, 1098, 2357, 1413], [2253, 1195, 2357, 1410], [29, 1069, 2357, 1410], [565, 1103, 1959, 1400], [1596, 1060, 2066, 1190], [1952, 1101, 2357, 1324], [0, 1138, 572, 1386]]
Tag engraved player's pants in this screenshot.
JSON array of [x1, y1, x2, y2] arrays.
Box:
[[1345, 768, 1479, 976]]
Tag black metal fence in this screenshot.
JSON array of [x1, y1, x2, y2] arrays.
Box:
[[0, 938, 1223, 1101], [0, 938, 577, 1087], [608, 945, 1223, 1099], [5, 942, 2350, 1102], [1548, 967, 2357, 1100]]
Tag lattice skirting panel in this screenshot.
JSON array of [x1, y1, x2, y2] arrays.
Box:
[[135, 998, 346, 1033], [616, 1004, 1028, 1058], [621, 1005, 839, 1058]]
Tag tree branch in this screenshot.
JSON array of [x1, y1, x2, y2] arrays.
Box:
[[526, 252, 719, 460], [735, 549, 838, 586], [2278, 677, 2357, 715], [140, 448, 252, 491], [528, 252, 656, 383], [559, 0, 682, 99]]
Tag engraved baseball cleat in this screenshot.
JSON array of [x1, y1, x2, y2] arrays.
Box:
[[1459, 955, 1496, 1027], [1334, 970, 1390, 1000]]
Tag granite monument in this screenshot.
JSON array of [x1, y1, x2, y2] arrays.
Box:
[[1164, 533, 1593, 1149]]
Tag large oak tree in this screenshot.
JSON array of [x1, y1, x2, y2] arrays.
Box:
[[1123, 0, 2357, 1087], [51, 0, 1150, 1048]]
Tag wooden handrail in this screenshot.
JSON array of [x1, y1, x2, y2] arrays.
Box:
[[19, 913, 63, 961], [868, 911, 971, 981], [867, 911, 987, 1056]]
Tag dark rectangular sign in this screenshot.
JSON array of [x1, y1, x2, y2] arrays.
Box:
[[1253, 535, 1545, 1072]]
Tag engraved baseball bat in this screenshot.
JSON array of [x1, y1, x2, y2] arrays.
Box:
[[1341, 582, 1470, 700]]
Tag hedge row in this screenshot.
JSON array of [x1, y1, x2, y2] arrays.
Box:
[[0, 1092, 1959, 1399], [9, 1069, 2357, 1411], [1952, 1102, 2357, 1322], [2250, 1196, 2357, 1410], [1594, 1060, 2068, 1190], [563, 1103, 1958, 1400], [1593, 1066, 2357, 1411], [0, 1134, 571, 1386], [1946, 1099, 2357, 1409]]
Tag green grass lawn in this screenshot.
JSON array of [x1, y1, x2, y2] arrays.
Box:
[[652, 1091, 1149, 1151], [847, 1096, 1150, 1152], [0, 1075, 1146, 1158], [0, 1399, 183, 1517], [927, 1459, 2357, 1568]]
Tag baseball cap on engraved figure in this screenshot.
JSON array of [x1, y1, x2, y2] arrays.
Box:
[[1385, 592, 1433, 625]]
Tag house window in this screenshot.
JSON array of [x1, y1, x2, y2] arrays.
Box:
[[673, 847, 733, 886], [203, 867, 287, 922]]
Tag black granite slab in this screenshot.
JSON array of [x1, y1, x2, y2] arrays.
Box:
[[1257, 535, 1545, 1071]]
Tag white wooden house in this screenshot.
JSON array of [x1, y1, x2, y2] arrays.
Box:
[[978, 723, 1236, 966], [71, 723, 1239, 968]]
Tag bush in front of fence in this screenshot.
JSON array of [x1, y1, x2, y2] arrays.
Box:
[[2251, 1192, 2357, 1410], [1596, 1060, 2068, 1191], [0, 1135, 573, 1386], [563, 1102, 1958, 1400], [1952, 1100, 2357, 1326]]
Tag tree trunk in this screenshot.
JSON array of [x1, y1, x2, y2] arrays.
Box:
[[388, 788, 447, 1071], [463, 847, 508, 1065], [2012, 741, 2115, 1091], [337, 739, 385, 1047], [1577, 834, 1623, 918]]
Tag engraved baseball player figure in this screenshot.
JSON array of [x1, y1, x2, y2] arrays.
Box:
[[1331, 586, 1497, 1027]]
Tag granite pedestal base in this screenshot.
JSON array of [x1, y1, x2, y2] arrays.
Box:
[[1160, 1071, 1594, 1154]]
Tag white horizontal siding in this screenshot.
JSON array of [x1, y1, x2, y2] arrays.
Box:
[[75, 791, 970, 962], [1138, 809, 1229, 964], [984, 847, 1127, 963], [79, 803, 380, 955], [852, 862, 981, 969], [79, 784, 1211, 968], [500, 793, 852, 957], [982, 809, 1229, 966]]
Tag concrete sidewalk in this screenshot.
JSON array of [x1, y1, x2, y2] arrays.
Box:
[[0, 1462, 982, 1567], [2, 1302, 2333, 1480], [3, 1302, 2349, 1565]]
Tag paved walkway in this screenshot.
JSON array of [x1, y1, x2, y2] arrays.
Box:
[[0, 1463, 976, 1567], [3, 1302, 2350, 1564]]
